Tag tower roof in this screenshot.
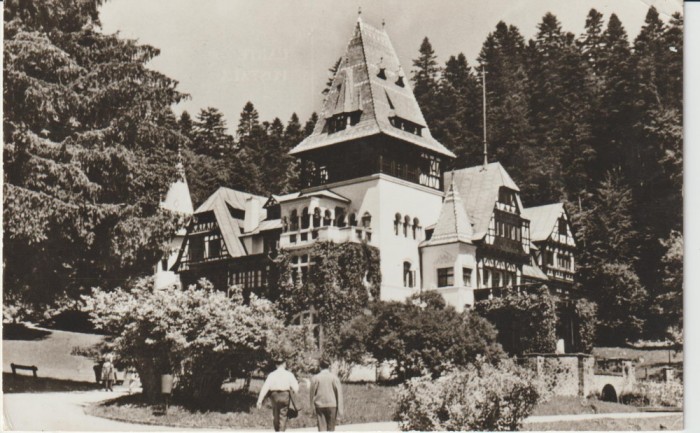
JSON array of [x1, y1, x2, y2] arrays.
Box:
[[290, 18, 454, 158], [161, 167, 194, 216], [420, 179, 473, 247]]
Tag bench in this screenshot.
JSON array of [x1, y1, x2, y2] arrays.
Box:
[[11, 363, 38, 378]]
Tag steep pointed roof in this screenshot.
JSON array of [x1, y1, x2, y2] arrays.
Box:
[[194, 187, 267, 258], [290, 18, 454, 158], [445, 162, 523, 241], [522, 203, 565, 242], [420, 180, 473, 247], [161, 161, 194, 216]]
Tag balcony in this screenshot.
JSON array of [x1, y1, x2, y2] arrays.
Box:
[[280, 225, 372, 248]]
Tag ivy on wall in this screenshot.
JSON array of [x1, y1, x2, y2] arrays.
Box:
[[274, 241, 381, 340]]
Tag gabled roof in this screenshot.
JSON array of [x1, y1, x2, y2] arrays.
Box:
[[522, 203, 565, 242], [289, 18, 454, 158], [273, 189, 351, 204], [445, 162, 523, 241], [194, 187, 267, 258], [420, 181, 473, 247], [523, 263, 548, 280]]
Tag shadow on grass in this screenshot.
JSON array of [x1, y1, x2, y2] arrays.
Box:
[[2, 324, 52, 341], [101, 389, 258, 414], [3, 372, 100, 393]]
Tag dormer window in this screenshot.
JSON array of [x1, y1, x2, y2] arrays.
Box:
[[389, 116, 422, 136], [558, 217, 567, 235], [377, 57, 387, 79], [327, 114, 347, 134], [395, 75, 404, 87]]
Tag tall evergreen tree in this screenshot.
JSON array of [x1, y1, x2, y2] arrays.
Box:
[[191, 107, 232, 157], [304, 112, 319, 136], [411, 37, 441, 128], [477, 22, 532, 182], [178, 111, 194, 138], [3, 0, 187, 306], [322, 57, 342, 95]]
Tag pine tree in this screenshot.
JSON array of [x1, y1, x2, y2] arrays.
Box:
[[178, 111, 194, 138], [236, 101, 261, 139], [433, 53, 481, 167], [3, 0, 187, 306], [411, 37, 441, 128], [304, 112, 319, 136], [191, 107, 232, 157], [477, 22, 532, 182], [322, 57, 342, 95]]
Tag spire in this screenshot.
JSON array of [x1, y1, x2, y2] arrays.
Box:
[[289, 17, 455, 159], [357, 6, 362, 22], [161, 149, 194, 215], [481, 65, 488, 169], [422, 177, 473, 246]]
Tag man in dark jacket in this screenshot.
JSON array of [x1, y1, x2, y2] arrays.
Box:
[[309, 358, 344, 431]]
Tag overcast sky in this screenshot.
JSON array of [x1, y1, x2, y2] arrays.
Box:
[[99, 0, 683, 128]]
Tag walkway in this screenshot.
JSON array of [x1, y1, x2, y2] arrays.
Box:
[[2, 389, 681, 431]]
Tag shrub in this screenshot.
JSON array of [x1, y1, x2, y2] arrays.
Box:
[[83, 277, 289, 405], [624, 381, 683, 408], [395, 358, 549, 431], [366, 300, 503, 382], [572, 298, 598, 353], [474, 286, 558, 355]]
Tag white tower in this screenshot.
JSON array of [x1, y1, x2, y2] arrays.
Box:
[[154, 156, 194, 289]]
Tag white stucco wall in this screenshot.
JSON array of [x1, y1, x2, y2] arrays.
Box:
[[420, 242, 477, 311]]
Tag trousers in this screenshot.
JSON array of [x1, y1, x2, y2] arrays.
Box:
[[270, 391, 290, 432], [315, 406, 337, 432]]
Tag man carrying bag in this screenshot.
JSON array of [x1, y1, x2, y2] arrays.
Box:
[[257, 358, 299, 432]]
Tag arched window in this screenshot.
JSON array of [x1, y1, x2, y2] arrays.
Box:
[[323, 209, 332, 226], [394, 213, 402, 235], [282, 216, 289, 232], [362, 212, 372, 228], [290, 210, 299, 231], [412, 217, 420, 239], [403, 215, 411, 237], [403, 261, 415, 288], [313, 208, 321, 228], [335, 207, 346, 227], [349, 213, 357, 227], [301, 207, 310, 229]]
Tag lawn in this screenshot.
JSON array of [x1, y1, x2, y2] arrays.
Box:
[[532, 396, 638, 416], [86, 379, 397, 429], [3, 323, 105, 383], [524, 414, 683, 431], [593, 346, 682, 380]]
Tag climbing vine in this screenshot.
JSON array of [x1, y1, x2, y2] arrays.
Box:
[[274, 241, 381, 338]]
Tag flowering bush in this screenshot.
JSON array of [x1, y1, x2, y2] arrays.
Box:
[[83, 277, 288, 404], [622, 381, 683, 408], [395, 358, 549, 431]]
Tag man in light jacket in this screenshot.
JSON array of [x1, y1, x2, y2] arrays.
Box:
[[309, 358, 343, 432], [257, 358, 299, 432]]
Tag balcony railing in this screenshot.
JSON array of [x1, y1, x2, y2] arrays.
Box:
[[280, 225, 372, 248]]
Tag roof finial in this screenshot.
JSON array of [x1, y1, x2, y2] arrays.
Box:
[[357, 6, 362, 21], [382, 18, 386, 29]]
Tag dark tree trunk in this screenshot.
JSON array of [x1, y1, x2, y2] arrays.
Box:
[[136, 360, 161, 404]]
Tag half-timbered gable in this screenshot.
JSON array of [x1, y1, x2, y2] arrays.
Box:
[[522, 203, 576, 290]]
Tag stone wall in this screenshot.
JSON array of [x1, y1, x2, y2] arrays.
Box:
[[521, 353, 595, 397]]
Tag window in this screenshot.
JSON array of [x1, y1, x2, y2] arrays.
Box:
[[204, 234, 221, 259], [483, 269, 491, 287], [323, 209, 332, 226], [313, 208, 321, 228], [437, 267, 454, 287], [403, 262, 415, 288], [361, 212, 371, 228], [335, 207, 346, 227], [394, 213, 401, 235], [559, 217, 567, 235], [290, 210, 299, 231], [462, 268, 472, 287], [349, 213, 357, 227], [301, 207, 310, 229], [498, 188, 516, 206], [403, 215, 410, 237], [493, 271, 501, 288], [413, 218, 420, 239], [189, 236, 204, 261], [282, 216, 289, 232]]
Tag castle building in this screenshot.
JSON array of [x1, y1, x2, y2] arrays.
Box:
[[172, 16, 575, 312]]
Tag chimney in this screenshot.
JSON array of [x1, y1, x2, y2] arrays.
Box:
[[244, 196, 261, 233]]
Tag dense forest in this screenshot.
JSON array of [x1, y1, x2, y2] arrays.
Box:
[[3, 0, 682, 344]]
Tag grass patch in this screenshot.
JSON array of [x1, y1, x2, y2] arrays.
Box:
[[524, 414, 683, 431], [86, 380, 397, 429], [532, 396, 638, 416], [3, 372, 101, 393]]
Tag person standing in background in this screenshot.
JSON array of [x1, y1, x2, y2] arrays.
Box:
[[309, 358, 343, 432], [256, 358, 299, 432], [101, 354, 116, 391]]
